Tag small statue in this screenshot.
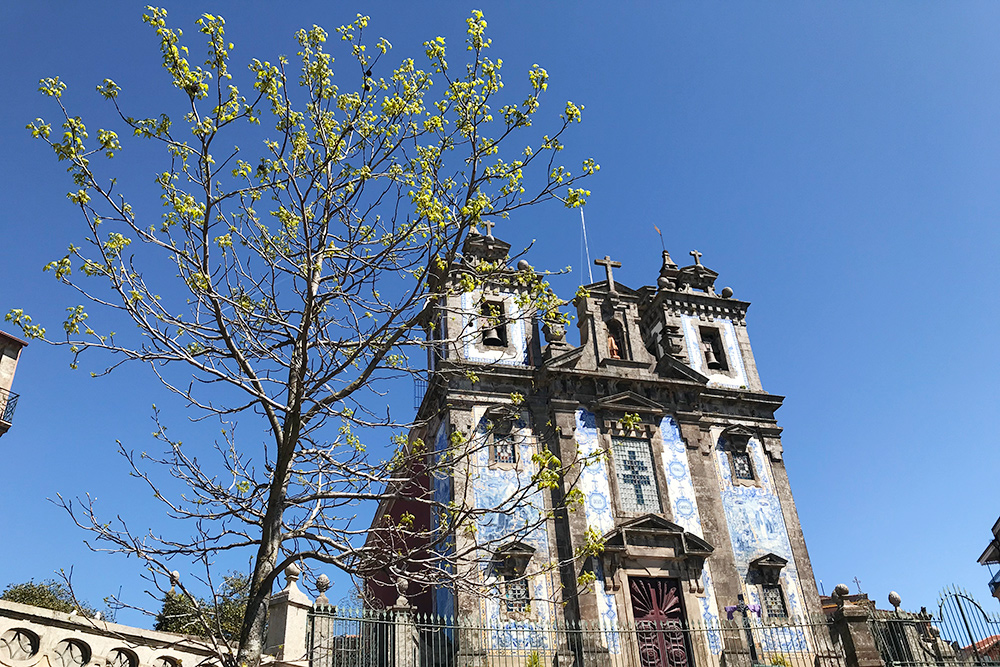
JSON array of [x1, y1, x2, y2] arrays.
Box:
[[608, 333, 621, 359]]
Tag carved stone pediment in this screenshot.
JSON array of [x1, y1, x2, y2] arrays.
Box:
[[598, 515, 714, 595], [602, 514, 714, 559], [493, 541, 536, 575], [749, 552, 788, 568], [721, 424, 755, 451], [592, 391, 666, 416], [583, 280, 640, 298], [749, 552, 787, 585]]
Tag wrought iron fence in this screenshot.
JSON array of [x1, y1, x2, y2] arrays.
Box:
[[870, 586, 1000, 667], [308, 607, 845, 667], [0, 387, 19, 424]]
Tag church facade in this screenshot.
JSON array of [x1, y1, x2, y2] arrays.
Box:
[[373, 228, 822, 651]]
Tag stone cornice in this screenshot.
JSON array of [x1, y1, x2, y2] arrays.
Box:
[[644, 288, 750, 324]]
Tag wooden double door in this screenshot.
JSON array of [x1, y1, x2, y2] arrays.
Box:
[[628, 577, 695, 667]]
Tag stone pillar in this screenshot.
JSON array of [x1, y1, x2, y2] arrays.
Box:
[[266, 564, 313, 666], [830, 584, 884, 667], [389, 580, 419, 667]]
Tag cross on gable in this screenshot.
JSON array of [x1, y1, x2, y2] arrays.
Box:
[[689, 249, 703, 266], [481, 219, 495, 238], [594, 255, 622, 292]]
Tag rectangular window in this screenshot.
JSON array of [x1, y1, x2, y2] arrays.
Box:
[[731, 450, 755, 481], [505, 577, 529, 613], [612, 437, 663, 513], [762, 584, 788, 619], [494, 434, 517, 464]]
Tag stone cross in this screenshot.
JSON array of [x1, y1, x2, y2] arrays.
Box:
[[689, 249, 703, 266], [481, 219, 495, 238], [594, 255, 622, 292]]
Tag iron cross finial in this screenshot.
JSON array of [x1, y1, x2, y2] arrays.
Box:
[[594, 255, 622, 293], [689, 249, 703, 266]]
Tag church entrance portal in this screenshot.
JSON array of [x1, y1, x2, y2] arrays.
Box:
[[629, 577, 694, 667]]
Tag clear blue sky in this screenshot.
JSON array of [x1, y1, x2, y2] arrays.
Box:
[[1, 1, 998, 624]]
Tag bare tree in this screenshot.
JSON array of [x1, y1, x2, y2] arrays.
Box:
[[9, 8, 597, 667]]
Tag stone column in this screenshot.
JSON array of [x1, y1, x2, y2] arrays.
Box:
[[830, 584, 885, 667], [265, 564, 313, 666]]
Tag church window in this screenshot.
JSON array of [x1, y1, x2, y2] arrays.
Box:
[[611, 437, 663, 513], [493, 542, 534, 614], [731, 450, 755, 481], [481, 301, 508, 348], [487, 412, 520, 466], [505, 576, 530, 613], [761, 584, 788, 619], [494, 433, 517, 464], [699, 327, 728, 371]]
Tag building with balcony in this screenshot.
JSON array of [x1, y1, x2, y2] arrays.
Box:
[[0, 330, 26, 438], [977, 516, 1000, 601]]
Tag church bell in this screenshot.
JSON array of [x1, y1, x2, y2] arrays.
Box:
[[483, 326, 504, 347], [704, 344, 723, 370]]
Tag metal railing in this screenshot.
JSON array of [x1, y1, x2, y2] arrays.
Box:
[[413, 378, 428, 410], [308, 607, 845, 667], [0, 387, 19, 424], [988, 572, 1000, 599]]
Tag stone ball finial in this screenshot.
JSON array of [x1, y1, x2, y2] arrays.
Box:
[[657, 276, 670, 289], [888, 591, 901, 609], [517, 259, 531, 272], [316, 574, 331, 593], [833, 583, 850, 598], [286, 562, 301, 582], [720, 286, 734, 299]]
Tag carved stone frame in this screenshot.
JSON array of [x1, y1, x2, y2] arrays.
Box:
[[720, 424, 760, 488], [593, 392, 673, 520], [749, 553, 790, 620], [483, 405, 528, 471], [599, 514, 714, 605], [492, 541, 538, 622]]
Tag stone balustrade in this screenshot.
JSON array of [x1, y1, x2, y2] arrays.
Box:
[[0, 599, 219, 667]]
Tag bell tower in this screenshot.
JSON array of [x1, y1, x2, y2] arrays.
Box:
[[426, 226, 541, 370]]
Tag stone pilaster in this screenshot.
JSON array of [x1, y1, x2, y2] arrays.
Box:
[[265, 564, 313, 666], [767, 445, 824, 616], [676, 418, 744, 608]]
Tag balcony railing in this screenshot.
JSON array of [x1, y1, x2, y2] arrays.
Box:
[[0, 387, 19, 424], [989, 570, 1000, 597]]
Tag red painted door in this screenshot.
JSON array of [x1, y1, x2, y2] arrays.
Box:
[[629, 577, 693, 667]]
